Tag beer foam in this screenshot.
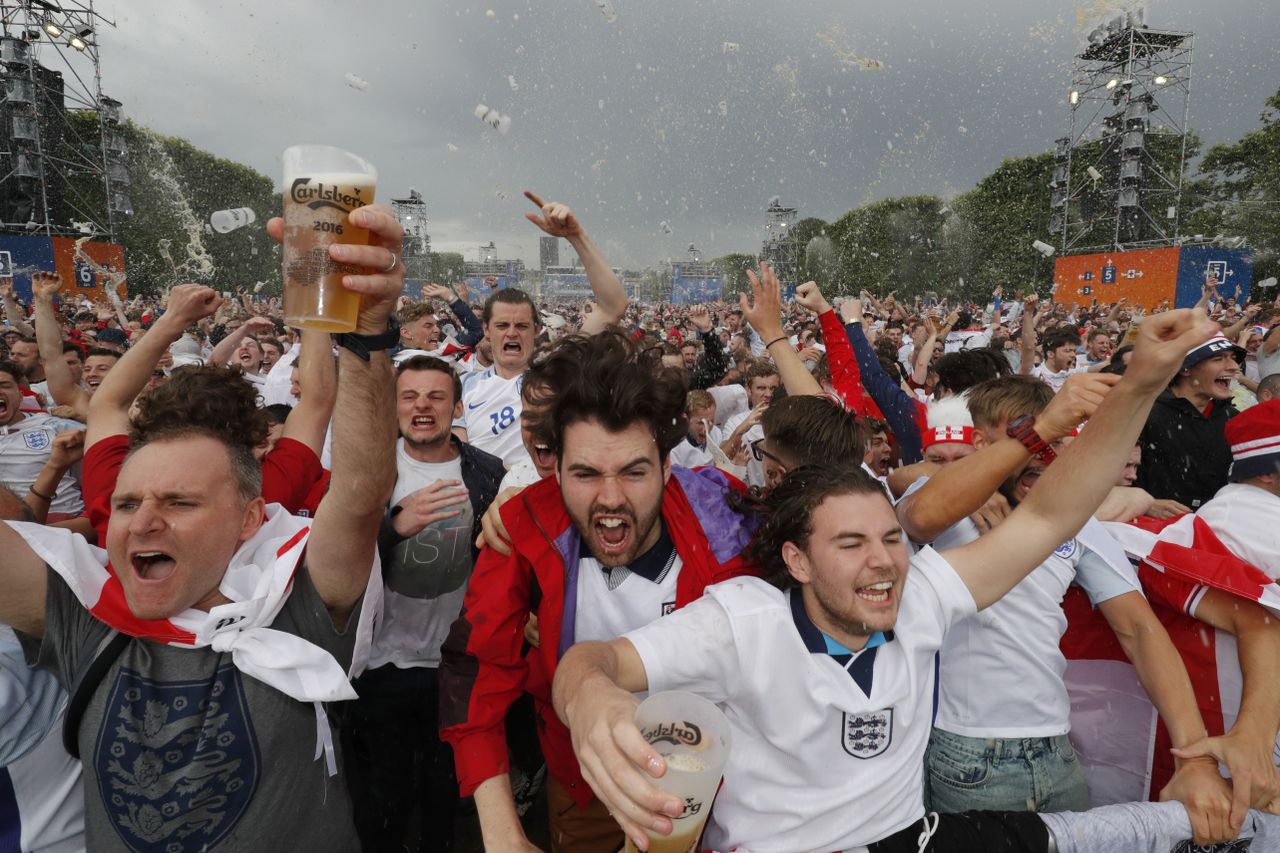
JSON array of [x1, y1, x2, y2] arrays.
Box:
[[665, 753, 707, 773], [283, 170, 375, 188]]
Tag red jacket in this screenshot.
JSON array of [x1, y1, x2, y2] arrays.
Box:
[[439, 465, 759, 808]]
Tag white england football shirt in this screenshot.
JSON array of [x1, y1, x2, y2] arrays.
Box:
[[0, 414, 84, 515], [461, 367, 531, 469], [626, 549, 976, 852], [899, 477, 1139, 737]]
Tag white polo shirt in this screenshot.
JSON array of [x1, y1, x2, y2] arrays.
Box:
[[899, 477, 1140, 737], [0, 413, 85, 516], [460, 367, 531, 469], [626, 548, 976, 853]]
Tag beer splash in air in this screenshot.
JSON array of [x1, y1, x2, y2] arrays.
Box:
[[141, 134, 216, 288]]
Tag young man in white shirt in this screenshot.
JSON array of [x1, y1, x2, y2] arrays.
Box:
[[719, 361, 779, 488], [0, 361, 84, 519], [344, 354, 505, 853], [551, 309, 1269, 852], [459, 193, 628, 469], [1032, 326, 1086, 392]]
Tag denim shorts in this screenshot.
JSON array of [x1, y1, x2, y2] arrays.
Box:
[[925, 728, 1090, 815]]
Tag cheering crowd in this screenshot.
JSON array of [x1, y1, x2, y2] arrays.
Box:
[[2, 195, 1280, 853]]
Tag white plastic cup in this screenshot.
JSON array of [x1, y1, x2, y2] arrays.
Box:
[[625, 691, 732, 853], [210, 207, 257, 234]]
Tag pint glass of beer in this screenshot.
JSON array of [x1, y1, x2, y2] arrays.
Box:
[[281, 145, 377, 332], [625, 691, 732, 853]]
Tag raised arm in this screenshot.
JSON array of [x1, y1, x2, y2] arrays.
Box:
[[896, 373, 1119, 542], [208, 315, 273, 367], [86, 284, 222, 448], [945, 308, 1215, 609], [913, 314, 939, 385], [280, 329, 336, 458], [739, 264, 822, 397], [278, 205, 401, 618], [524, 191, 627, 332], [687, 305, 728, 389], [0, 283, 34, 337], [30, 273, 89, 416], [840, 298, 925, 462]]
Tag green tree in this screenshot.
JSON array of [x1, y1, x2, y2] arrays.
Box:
[[712, 252, 757, 300], [1194, 88, 1280, 280], [55, 114, 280, 296], [947, 152, 1056, 300], [826, 195, 947, 299], [428, 252, 466, 284]]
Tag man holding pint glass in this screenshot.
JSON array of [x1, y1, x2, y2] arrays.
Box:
[[552, 310, 1278, 852]]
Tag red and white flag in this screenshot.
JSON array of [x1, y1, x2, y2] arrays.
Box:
[[1062, 512, 1280, 805]]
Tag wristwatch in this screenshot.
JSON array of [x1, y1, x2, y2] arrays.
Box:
[[1006, 414, 1057, 463], [334, 315, 400, 361]]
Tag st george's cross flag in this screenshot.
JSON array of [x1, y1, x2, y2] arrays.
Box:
[[1061, 509, 1280, 806]]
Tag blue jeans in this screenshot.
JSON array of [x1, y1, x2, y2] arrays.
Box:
[[925, 728, 1090, 815]]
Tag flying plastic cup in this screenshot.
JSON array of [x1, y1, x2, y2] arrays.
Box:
[[624, 691, 732, 853]]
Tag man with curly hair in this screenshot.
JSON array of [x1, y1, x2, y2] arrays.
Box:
[[439, 329, 759, 853], [549, 309, 1279, 852]]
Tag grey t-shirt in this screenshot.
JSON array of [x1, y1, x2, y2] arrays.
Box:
[[18, 566, 363, 852]]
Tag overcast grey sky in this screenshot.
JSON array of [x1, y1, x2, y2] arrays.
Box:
[[83, 0, 1280, 269]]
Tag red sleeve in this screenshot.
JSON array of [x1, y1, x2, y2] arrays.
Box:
[[83, 434, 129, 543], [260, 437, 323, 514], [818, 309, 883, 419], [439, 526, 536, 796], [1138, 562, 1205, 617]]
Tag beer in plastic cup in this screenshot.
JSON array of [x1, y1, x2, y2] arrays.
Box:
[[281, 145, 377, 332], [624, 691, 732, 853]]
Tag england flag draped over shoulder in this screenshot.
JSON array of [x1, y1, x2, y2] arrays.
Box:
[[1062, 509, 1280, 806]]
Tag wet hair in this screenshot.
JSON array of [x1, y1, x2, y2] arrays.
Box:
[[525, 328, 687, 462], [396, 354, 463, 404], [762, 395, 864, 467], [965, 375, 1054, 430], [685, 389, 715, 414], [744, 358, 778, 386], [748, 461, 890, 589], [396, 302, 436, 325], [934, 349, 1011, 396], [0, 358, 21, 384], [482, 288, 539, 326], [1041, 327, 1079, 357], [129, 365, 267, 502]]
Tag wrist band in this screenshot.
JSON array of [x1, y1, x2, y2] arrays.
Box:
[[28, 485, 53, 501], [764, 335, 788, 349]]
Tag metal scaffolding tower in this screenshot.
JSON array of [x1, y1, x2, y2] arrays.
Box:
[[391, 188, 430, 280], [0, 0, 128, 240], [761, 197, 800, 283], [1051, 15, 1193, 253]]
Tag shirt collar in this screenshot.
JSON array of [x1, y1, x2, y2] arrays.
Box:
[[788, 589, 892, 653]]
